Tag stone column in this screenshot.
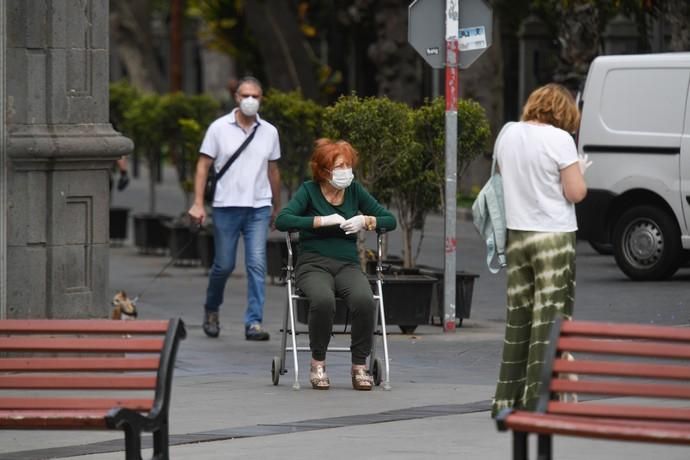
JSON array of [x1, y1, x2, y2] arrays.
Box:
[[3, 0, 132, 318], [603, 14, 639, 55], [517, 15, 554, 112]]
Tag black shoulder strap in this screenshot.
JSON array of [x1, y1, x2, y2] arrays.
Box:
[[215, 124, 260, 181]]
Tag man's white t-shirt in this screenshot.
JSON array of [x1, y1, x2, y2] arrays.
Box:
[[200, 110, 281, 208], [496, 122, 578, 232]]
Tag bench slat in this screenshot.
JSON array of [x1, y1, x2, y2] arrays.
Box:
[[0, 411, 110, 429], [552, 358, 690, 380], [0, 357, 160, 372], [0, 398, 152, 411], [0, 320, 169, 334], [558, 337, 690, 359], [504, 412, 690, 445], [0, 375, 156, 390], [551, 378, 690, 399], [0, 337, 164, 353], [561, 321, 690, 342], [547, 401, 690, 422]]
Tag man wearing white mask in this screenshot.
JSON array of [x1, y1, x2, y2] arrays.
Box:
[[188, 76, 281, 341]]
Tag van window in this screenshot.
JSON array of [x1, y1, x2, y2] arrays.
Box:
[[601, 68, 689, 135]]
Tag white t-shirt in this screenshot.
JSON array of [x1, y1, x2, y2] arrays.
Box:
[[200, 110, 281, 208], [496, 122, 578, 232]]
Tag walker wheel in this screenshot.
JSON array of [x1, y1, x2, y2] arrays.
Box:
[[372, 358, 383, 386], [271, 356, 282, 385]]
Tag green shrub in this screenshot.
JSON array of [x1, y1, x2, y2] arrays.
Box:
[[260, 89, 323, 197]]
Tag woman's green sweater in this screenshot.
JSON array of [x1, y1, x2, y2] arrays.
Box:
[[275, 180, 396, 264]]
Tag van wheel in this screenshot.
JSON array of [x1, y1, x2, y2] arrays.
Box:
[[612, 205, 682, 280]]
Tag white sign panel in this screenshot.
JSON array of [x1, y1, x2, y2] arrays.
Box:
[[459, 26, 487, 52]]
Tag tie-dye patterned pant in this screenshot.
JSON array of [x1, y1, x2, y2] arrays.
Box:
[[491, 230, 576, 417]]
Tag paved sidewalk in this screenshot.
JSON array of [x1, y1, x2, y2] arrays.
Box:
[[1, 167, 687, 459]]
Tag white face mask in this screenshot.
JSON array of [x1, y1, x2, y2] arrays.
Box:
[[239, 96, 260, 117], [329, 168, 354, 190]]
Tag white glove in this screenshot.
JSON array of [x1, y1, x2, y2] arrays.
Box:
[[319, 213, 346, 227], [340, 215, 366, 234], [578, 154, 592, 175]]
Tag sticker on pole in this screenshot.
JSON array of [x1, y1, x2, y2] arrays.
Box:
[[459, 26, 487, 52]]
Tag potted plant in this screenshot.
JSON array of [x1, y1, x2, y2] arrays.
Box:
[[323, 94, 437, 333], [122, 92, 173, 254], [411, 97, 491, 326], [160, 92, 221, 264], [108, 81, 141, 246]]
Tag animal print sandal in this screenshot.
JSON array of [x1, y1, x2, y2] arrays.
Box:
[[310, 363, 330, 390], [351, 366, 373, 391]]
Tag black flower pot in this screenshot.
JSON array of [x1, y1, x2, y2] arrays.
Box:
[[133, 213, 173, 255], [369, 274, 436, 334], [266, 236, 298, 285], [197, 227, 215, 271], [109, 207, 130, 245], [417, 266, 479, 327], [166, 221, 200, 267]]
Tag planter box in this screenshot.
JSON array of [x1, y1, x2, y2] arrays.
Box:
[[373, 274, 436, 330], [416, 266, 479, 326], [197, 228, 214, 271], [133, 213, 172, 255], [166, 221, 200, 267], [266, 236, 298, 284], [109, 207, 130, 244]]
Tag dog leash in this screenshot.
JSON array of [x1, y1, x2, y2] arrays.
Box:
[[132, 225, 201, 305]]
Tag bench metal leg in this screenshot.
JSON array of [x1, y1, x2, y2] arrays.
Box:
[[513, 431, 528, 460], [152, 421, 170, 460], [537, 434, 552, 460], [123, 424, 143, 460]]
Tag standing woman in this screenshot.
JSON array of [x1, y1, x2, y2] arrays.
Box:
[[491, 84, 589, 417], [275, 139, 396, 391]]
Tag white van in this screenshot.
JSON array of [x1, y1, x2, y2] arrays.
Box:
[[576, 53, 690, 280]]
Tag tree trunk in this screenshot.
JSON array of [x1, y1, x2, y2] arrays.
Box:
[[110, 0, 165, 93], [666, 0, 690, 51], [367, 0, 422, 105], [244, 1, 320, 101]]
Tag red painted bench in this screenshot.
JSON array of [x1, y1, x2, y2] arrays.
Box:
[[495, 318, 690, 459], [0, 318, 186, 460]]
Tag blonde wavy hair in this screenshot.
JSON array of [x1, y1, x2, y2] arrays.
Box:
[[521, 83, 580, 133]]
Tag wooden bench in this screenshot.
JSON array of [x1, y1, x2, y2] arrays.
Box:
[[495, 318, 690, 459], [0, 318, 186, 460]]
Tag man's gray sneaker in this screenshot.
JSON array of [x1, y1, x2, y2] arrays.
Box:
[[203, 310, 220, 338], [245, 323, 269, 341]]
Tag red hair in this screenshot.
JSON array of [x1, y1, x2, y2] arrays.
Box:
[[309, 138, 359, 183]]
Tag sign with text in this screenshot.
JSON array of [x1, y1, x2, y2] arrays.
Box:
[[408, 0, 493, 69]]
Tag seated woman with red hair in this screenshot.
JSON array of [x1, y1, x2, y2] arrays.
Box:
[[275, 138, 396, 391]]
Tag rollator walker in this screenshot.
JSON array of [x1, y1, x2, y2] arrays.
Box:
[[271, 230, 391, 390]]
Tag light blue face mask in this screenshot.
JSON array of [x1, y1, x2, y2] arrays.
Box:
[[329, 168, 354, 190]]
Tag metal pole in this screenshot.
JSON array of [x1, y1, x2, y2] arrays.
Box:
[[0, 0, 7, 319], [443, 0, 459, 332]]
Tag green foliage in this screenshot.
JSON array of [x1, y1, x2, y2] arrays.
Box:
[[185, 0, 263, 78], [117, 88, 220, 212], [109, 81, 141, 133], [321, 94, 491, 267], [122, 93, 167, 159], [259, 89, 323, 196], [414, 97, 492, 208], [322, 94, 413, 202], [161, 93, 220, 195]]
